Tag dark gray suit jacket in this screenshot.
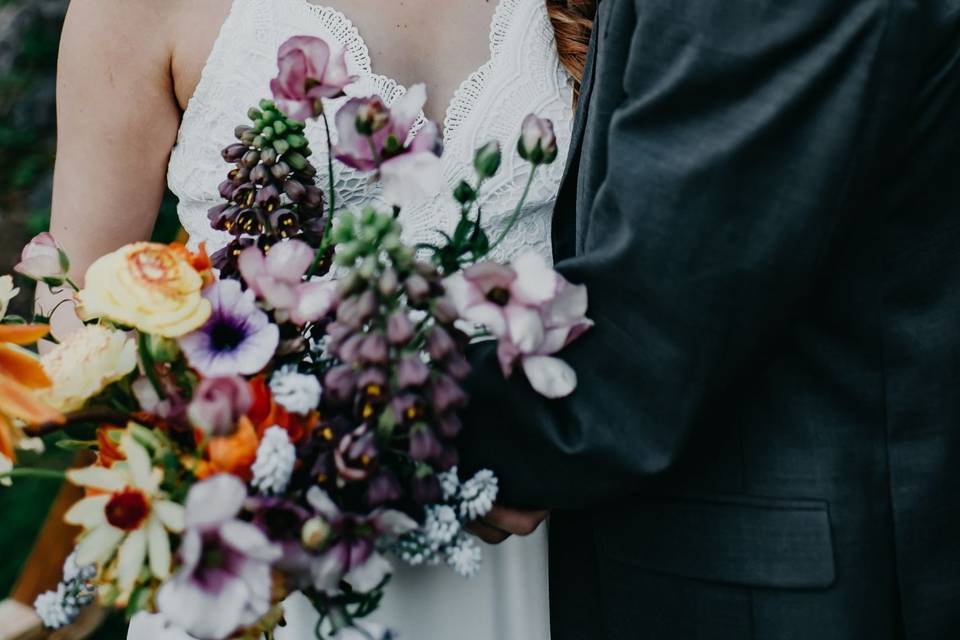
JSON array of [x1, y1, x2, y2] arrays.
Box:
[[459, 1, 960, 638]]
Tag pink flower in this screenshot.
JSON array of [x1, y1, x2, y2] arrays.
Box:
[[518, 114, 559, 165], [305, 486, 416, 594], [157, 475, 281, 640], [270, 35, 356, 121], [237, 240, 338, 324], [333, 85, 443, 208], [187, 376, 253, 436], [15, 232, 69, 283], [444, 252, 592, 398]]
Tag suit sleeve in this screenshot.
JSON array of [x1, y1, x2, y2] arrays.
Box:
[[457, 1, 912, 509]]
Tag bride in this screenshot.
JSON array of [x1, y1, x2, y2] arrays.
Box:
[[47, 0, 594, 637]]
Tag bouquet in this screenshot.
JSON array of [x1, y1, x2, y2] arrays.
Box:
[[1, 34, 591, 640]]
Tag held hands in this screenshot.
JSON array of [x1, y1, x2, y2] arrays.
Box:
[[467, 504, 550, 544]]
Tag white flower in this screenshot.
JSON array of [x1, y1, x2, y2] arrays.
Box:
[[0, 275, 19, 320], [0, 453, 12, 487], [269, 367, 322, 415], [127, 612, 200, 640], [446, 534, 483, 578], [458, 469, 498, 521], [437, 467, 461, 501], [424, 505, 460, 548], [33, 552, 96, 629], [64, 434, 185, 602], [251, 426, 296, 495], [40, 325, 138, 412]]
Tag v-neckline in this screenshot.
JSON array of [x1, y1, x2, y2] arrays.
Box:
[[300, 0, 513, 148]]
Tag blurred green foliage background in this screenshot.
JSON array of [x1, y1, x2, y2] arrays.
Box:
[[0, 2, 179, 635]]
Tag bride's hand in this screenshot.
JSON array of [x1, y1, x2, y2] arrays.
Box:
[[467, 505, 549, 545]]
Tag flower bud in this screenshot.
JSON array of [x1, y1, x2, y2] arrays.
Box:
[[222, 143, 248, 163], [517, 114, 558, 165], [301, 516, 331, 550], [426, 327, 456, 362], [431, 297, 459, 324], [324, 365, 357, 405], [386, 312, 414, 345], [271, 161, 292, 181], [366, 471, 403, 506], [241, 150, 261, 169], [283, 179, 306, 202], [260, 147, 279, 166], [453, 180, 477, 205], [397, 355, 430, 388], [430, 374, 468, 414], [250, 165, 271, 186], [473, 141, 502, 178], [378, 267, 399, 297], [411, 474, 442, 505], [358, 333, 388, 365], [14, 233, 70, 284], [409, 425, 442, 462], [404, 274, 431, 307]]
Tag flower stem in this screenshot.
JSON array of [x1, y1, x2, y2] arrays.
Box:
[[138, 332, 166, 400], [308, 107, 339, 277], [488, 167, 538, 255], [0, 468, 66, 482], [65, 277, 81, 292]]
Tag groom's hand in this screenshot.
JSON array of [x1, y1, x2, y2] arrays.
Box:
[[467, 505, 549, 544]]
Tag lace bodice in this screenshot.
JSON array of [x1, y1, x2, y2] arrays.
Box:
[[168, 0, 575, 264]]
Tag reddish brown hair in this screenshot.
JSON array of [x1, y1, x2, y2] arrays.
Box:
[[545, 0, 597, 100]]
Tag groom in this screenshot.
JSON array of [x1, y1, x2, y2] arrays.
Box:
[[460, 1, 960, 638]]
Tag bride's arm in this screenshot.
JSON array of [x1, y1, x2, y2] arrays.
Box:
[[40, 0, 182, 339]]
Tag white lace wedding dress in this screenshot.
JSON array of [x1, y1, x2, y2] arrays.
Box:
[[165, 0, 574, 638]]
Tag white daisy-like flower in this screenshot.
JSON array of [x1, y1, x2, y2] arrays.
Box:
[[458, 469, 498, 521], [251, 425, 297, 495], [446, 534, 483, 578], [64, 434, 185, 602], [269, 367, 322, 415]]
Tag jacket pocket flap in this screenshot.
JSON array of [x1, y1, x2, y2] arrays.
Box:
[[594, 494, 835, 589]]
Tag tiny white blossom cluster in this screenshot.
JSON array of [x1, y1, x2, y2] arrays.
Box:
[[251, 426, 297, 495], [34, 553, 96, 629], [269, 366, 322, 415], [394, 468, 498, 578]]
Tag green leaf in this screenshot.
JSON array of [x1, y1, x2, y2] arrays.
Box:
[[55, 439, 98, 451]]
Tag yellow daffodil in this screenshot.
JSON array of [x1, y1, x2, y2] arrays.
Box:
[[78, 243, 211, 338], [65, 433, 185, 601]]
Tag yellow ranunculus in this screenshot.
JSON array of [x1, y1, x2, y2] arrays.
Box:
[[78, 243, 211, 337], [40, 325, 138, 412]]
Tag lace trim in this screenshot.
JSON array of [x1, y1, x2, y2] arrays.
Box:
[[441, 0, 517, 143]]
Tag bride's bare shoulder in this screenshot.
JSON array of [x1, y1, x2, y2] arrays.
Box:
[[60, 0, 180, 80], [61, 0, 232, 109]]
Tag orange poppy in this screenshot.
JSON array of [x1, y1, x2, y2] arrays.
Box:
[[197, 415, 260, 480]]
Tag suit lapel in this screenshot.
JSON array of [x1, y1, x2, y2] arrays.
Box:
[[559, 5, 601, 188], [552, 0, 603, 260]]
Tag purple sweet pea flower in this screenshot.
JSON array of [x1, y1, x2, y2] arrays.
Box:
[[14, 232, 69, 283], [238, 240, 339, 325], [333, 85, 443, 209], [157, 475, 282, 640], [238, 240, 313, 309], [179, 280, 280, 377], [187, 376, 253, 436], [444, 251, 593, 398], [270, 35, 356, 121], [305, 486, 416, 594]]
